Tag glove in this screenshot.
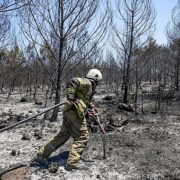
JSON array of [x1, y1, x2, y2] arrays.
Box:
[[63, 99, 75, 112], [66, 99, 75, 106]]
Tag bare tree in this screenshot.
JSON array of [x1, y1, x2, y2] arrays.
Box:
[[18, 0, 109, 121], [0, 0, 32, 12], [167, 1, 180, 91], [0, 11, 10, 86], [111, 0, 155, 103], [0, 11, 10, 49]]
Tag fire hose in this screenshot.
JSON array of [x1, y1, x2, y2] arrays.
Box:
[[0, 102, 107, 159], [0, 102, 65, 133]]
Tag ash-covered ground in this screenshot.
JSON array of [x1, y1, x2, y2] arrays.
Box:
[[1, 88, 180, 180]]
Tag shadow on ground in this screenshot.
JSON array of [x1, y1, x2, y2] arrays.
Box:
[[30, 151, 69, 169]]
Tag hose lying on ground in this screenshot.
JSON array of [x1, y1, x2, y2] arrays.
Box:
[[0, 102, 65, 133]]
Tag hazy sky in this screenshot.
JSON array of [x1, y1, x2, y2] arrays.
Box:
[[6, 0, 179, 47], [152, 0, 178, 45]]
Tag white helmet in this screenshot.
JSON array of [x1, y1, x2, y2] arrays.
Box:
[[86, 69, 102, 81]]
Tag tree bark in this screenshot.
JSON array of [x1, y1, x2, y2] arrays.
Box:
[[51, 1, 64, 121]]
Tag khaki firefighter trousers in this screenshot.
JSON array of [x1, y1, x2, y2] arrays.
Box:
[[38, 109, 89, 166]]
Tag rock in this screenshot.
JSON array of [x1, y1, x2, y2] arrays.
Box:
[[100, 90, 106, 94], [28, 110, 33, 113], [96, 174, 101, 179], [44, 112, 52, 120], [20, 97, 27, 102], [34, 129, 43, 139], [32, 124, 36, 128], [0, 123, 7, 129], [117, 103, 134, 112], [10, 149, 20, 156], [21, 133, 31, 141], [44, 120, 50, 124], [151, 111, 157, 114], [50, 129, 57, 134], [11, 149, 16, 156], [105, 124, 116, 131], [34, 98, 43, 105], [1, 112, 9, 116], [11, 150, 17, 156], [8, 115, 15, 122], [48, 123, 54, 128], [48, 162, 59, 173], [131, 118, 142, 124], [16, 114, 24, 122], [8, 109, 12, 114], [120, 119, 129, 126], [1, 117, 8, 123], [103, 95, 113, 101]]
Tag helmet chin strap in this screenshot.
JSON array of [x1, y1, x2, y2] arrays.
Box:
[[94, 80, 98, 85], [91, 79, 98, 86], [86, 77, 98, 85]]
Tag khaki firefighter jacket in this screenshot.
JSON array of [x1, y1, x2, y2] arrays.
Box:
[[63, 77, 96, 118]]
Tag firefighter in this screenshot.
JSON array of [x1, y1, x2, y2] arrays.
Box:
[[33, 69, 102, 171]]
